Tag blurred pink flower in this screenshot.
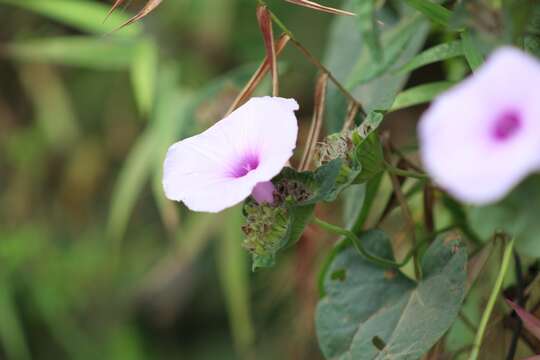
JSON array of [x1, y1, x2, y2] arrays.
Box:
[[419, 47, 540, 205], [163, 97, 299, 213]]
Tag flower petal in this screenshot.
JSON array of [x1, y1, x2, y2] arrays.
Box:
[[163, 96, 298, 213], [419, 47, 540, 205]]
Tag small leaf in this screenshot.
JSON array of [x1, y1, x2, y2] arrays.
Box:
[[398, 40, 464, 74], [353, 132, 384, 183], [311, 159, 360, 203], [390, 81, 454, 111], [285, 0, 355, 16], [342, 110, 386, 184], [506, 300, 540, 340], [403, 0, 452, 27], [316, 231, 467, 359]]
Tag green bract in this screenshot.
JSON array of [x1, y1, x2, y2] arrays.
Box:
[[242, 114, 387, 270]]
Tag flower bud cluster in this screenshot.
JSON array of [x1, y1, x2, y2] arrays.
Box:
[[242, 202, 288, 257], [242, 175, 313, 258], [314, 131, 354, 167]]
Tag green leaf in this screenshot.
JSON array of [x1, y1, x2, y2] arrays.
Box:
[[316, 231, 467, 359], [354, 0, 382, 61], [398, 40, 463, 74], [343, 184, 366, 229], [347, 14, 427, 88], [318, 173, 383, 298], [0, 0, 141, 37], [312, 160, 361, 203], [350, 173, 383, 234], [390, 81, 454, 111], [353, 133, 384, 183], [461, 31, 484, 71], [323, 2, 429, 132], [245, 160, 360, 270], [403, 0, 452, 27], [246, 201, 315, 271], [468, 176, 540, 257], [4, 36, 137, 70]]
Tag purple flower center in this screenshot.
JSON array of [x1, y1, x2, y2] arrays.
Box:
[[231, 153, 260, 178], [492, 110, 522, 141]]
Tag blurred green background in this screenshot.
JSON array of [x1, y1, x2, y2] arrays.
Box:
[[0, 0, 336, 359]]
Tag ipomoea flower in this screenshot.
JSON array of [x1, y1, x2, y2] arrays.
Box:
[[419, 47, 540, 205], [163, 97, 299, 212]]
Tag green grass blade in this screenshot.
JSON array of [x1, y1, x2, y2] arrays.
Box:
[[17, 63, 79, 149], [0, 0, 141, 36], [218, 208, 255, 357], [131, 39, 159, 116], [355, 0, 382, 61], [390, 81, 454, 111], [4, 36, 137, 70], [397, 40, 463, 74], [403, 0, 452, 27]]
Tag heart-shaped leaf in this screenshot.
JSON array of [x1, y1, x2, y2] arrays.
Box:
[[316, 230, 467, 359]]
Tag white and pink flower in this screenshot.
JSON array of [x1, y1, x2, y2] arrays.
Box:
[[419, 47, 540, 205], [163, 97, 299, 212]]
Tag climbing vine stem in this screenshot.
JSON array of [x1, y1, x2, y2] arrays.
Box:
[[312, 217, 422, 269]]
